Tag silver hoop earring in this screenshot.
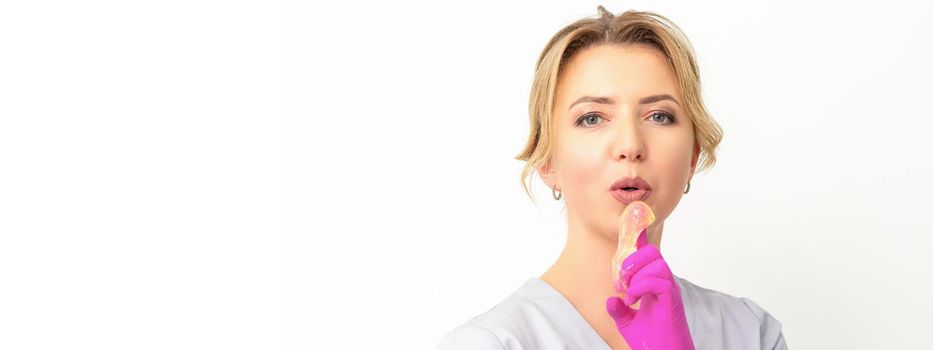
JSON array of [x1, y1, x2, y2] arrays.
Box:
[[552, 187, 562, 200], [684, 181, 691, 194]]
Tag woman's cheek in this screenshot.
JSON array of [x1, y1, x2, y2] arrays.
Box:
[[563, 142, 602, 188], [651, 145, 692, 220]]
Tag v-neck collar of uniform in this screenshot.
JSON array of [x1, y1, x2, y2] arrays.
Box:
[[524, 275, 694, 349]]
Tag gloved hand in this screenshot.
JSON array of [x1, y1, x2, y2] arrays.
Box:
[[605, 236, 695, 350]]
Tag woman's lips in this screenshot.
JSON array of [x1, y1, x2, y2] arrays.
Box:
[[610, 189, 651, 205]]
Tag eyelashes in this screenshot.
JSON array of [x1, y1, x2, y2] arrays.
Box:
[[648, 111, 676, 125], [575, 112, 604, 127], [574, 111, 676, 127]]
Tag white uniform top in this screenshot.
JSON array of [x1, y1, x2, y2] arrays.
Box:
[[437, 275, 787, 350]]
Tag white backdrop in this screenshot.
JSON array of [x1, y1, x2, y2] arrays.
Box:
[[2, 0, 932, 349]]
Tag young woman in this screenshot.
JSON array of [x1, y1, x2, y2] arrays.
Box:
[[439, 7, 787, 350]]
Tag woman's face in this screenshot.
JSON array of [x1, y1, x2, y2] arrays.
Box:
[[538, 44, 700, 240]]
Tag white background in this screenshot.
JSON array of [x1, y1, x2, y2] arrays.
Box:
[[2, 0, 932, 349]]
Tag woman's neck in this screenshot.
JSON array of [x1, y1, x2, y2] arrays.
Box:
[[539, 208, 664, 349]]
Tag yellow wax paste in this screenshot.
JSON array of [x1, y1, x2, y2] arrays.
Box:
[[610, 200, 656, 308]]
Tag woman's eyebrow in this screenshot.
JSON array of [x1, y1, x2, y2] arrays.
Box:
[[638, 94, 679, 105], [568, 94, 679, 111], [568, 96, 615, 110]]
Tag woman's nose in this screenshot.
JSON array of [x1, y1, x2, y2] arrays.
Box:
[[617, 143, 644, 161], [613, 119, 646, 162]]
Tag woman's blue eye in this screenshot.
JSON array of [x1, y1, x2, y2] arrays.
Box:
[[649, 112, 675, 124], [575, 113, 604, 127], [575, 112, 674, 127]]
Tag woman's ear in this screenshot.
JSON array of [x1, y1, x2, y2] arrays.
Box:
[[690, 143, 700, 172], [537, 159, 559, 191], [686, 143, 700, 186]]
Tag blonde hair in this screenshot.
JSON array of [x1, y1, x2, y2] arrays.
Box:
[[515, 6, 723, 202]]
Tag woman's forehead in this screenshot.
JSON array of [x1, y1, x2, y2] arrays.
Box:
[[556, 44, 681, 107]]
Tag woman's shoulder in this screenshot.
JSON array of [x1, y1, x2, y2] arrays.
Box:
[[436, 323, 506, 350], [434, 288, 523, 350], [435, 278, 544, 350], [674, 275, 788, 350]]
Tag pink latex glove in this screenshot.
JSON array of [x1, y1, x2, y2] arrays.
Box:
[[605, 234, 695, 350]]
